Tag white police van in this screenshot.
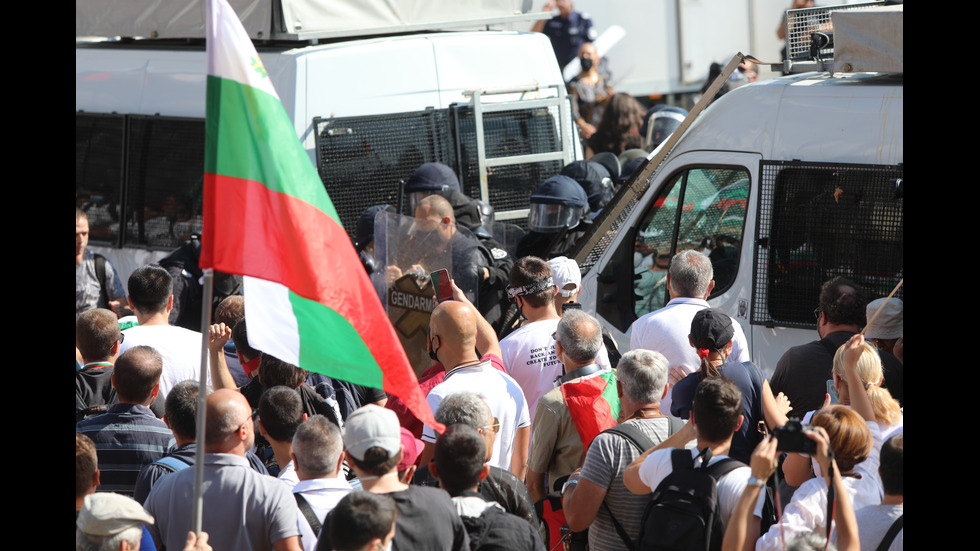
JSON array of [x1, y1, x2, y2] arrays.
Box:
[[76, 0, 580, 276], [575, 3, 903, 375]]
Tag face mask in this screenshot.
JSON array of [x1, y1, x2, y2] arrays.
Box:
[[428, 335, 441, 362], [580, 56, 594, 71]]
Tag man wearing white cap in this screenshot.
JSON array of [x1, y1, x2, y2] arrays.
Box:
[[76, 492, 155, 551], [500, 257, 610, 427], [865, 297, 903, 406], [320, 404, 468, 551], [548, 256, 583, 313], [865, 297, 903, 357]]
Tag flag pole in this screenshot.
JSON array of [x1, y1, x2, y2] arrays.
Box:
[[193, 268, 215, 535]]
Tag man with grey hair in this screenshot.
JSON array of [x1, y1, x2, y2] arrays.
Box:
[[629, 249, 749, 415], [412, 392, 537, 525], [562, 349, 685, 550], [291, 415, 352, 551], [527, 309, 618, 503], [76, 492, 154, 551]]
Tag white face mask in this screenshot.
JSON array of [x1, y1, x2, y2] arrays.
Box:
[[376, 540, 393, 551]]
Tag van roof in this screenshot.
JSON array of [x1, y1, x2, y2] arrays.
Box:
[[677, 72, 903, 166]]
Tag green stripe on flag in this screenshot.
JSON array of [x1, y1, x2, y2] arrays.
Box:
[[205, 75, 339, 223], [599, 370, 621, 421], [289, 290, 384, 388]]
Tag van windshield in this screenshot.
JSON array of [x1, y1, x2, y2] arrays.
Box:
[[633, 167, 749, 316]]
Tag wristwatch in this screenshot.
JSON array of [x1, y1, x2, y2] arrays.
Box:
[[747, 476, 766, 488], [561, 478, 579, 495]]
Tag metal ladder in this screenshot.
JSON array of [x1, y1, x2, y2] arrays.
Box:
[[463, 83, 576, 222]]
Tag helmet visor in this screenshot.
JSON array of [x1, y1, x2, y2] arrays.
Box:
[[528, 203, 583, 233]]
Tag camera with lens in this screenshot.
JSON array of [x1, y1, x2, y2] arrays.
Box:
[[774, 419, 817, 454]]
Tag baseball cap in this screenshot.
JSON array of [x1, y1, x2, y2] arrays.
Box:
[[548, 256, 582, 297], [864, 298, 903, 339], [690, 308, 735, 352], [343, 404, 402, 462], [77, 493, 154, 536]]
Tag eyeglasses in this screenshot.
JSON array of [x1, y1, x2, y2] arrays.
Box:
[[481, 417, 501, 434], [242, 409, 258, 431], [552, 331, 560, 344], [118, 333, 125, 344], [813, 308, 822, 321]]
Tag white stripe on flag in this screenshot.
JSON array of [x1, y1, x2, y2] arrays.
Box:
[[243, 276, 301, 366], [206, 0, 278, 98]]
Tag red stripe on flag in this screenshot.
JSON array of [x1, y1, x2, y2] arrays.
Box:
[[201, 172, 439, 430], [561, 374, 618, 449]]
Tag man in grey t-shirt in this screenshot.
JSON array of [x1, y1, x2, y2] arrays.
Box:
[[561, 350, 676, 550]]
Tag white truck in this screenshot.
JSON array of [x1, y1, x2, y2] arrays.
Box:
[[574, 3, 903, 375], [76, 0, 580, 276], [534, 0, 885, 102]]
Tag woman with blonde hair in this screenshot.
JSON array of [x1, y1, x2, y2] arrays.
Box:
[[782, 338, 902, 487], [831, 338, 902, 437], [756, 334, 883, 550]]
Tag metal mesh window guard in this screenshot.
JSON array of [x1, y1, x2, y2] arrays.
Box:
[[316, 104, 565, 238], [785, 2, 884, 63], [753, 161, 903, 328], [453, 104, 564, 219], [76, 113, 205, 250], [76, 113, 125, 247], [314, 110, 456, 240], [125, 116, 206, 249]]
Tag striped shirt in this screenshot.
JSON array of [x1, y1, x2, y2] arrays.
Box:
[[76, 403, 174, 496]]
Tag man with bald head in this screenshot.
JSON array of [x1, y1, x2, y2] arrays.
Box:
[[411, 194, 493, 314], [144, 389, 302, 550], [418, 282, 530, 478]]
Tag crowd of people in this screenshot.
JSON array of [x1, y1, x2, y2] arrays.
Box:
[[77, 178, 904, 550]]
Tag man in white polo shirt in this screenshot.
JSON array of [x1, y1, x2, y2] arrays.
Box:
[[629, 250, 748, 415]]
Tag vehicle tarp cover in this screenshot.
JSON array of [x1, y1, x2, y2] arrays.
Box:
[[77, 0, 531, 40]]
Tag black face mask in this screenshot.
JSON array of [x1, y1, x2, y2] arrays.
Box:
[[580, 56, 594, 71], [428, 335, 441, 362]]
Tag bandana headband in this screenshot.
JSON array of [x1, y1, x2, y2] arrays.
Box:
[[507, 277, 555, 299]]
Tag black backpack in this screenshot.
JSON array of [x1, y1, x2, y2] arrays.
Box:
[[636, 448, 743, 551]]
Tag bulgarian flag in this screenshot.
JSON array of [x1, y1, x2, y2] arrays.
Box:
[[200, 0, 439, 430], [561, 370, 620, 449]]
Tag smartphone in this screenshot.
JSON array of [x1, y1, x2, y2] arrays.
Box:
[[826, 379, 839, 405], [561, 302, 582, 314], [431, 269, 453, 303]]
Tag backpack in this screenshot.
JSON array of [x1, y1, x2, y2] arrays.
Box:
[[151, 455, 192, 473], [534, 492, 567, 551], [593, 418, 684, 551], [636, 448, 742, 551]]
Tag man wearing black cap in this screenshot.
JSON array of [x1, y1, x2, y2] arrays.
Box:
[[629, 250, 751, 417], [669, 308, 766, 463]]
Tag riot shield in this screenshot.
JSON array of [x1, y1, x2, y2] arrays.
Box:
[[374, 211, 483, 376]]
